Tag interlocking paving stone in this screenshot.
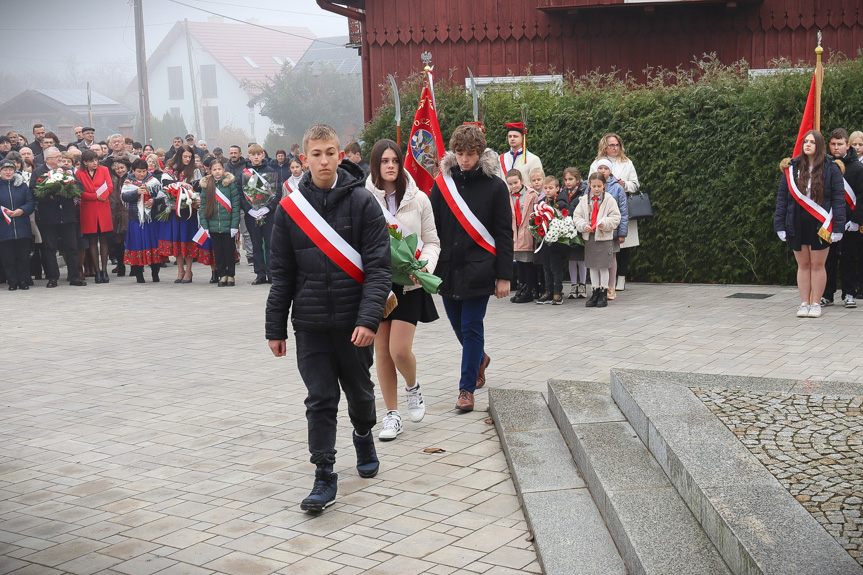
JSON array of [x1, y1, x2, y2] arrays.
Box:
[[3, 280, 862, 572]]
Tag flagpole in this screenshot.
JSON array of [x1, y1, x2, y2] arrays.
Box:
[[814, 31, 823, 133]]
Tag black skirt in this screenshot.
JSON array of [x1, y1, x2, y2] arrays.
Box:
[[385, 283, 439, 325], [790, 203, 830, 252]]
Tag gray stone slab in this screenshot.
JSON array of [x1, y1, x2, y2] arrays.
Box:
[[573, 421, 670, 493], [605, 488, 732, 575], [702, 483, 863, 575], [488, 388, 557, 431], [521, 489, 627, 575], [548, 380, 628, 425], [613, 369, 800, 393], [611, 369, 863, 575], [789, 379, 863, 396], [500, 428, 585, 494]]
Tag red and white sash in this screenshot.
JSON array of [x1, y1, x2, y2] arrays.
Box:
[[435, 172, 496, 256], [280, 184, 364, 284], [843, 178, 857, 210], [786, 167, 833, 241], [1, 207, 12, 225], [377, 199, 424, 254], [215, 188, 232, 212]]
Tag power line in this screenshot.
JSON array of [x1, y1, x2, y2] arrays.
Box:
[[166, 0, 345, 46]]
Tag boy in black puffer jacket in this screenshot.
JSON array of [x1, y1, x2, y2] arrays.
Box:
[[265, 124, 391, 513]]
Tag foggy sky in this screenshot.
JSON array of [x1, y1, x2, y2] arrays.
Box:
[[1, 0, 348, 75]]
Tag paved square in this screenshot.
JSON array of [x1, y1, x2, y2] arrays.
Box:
[[1, 275, 860, 573]]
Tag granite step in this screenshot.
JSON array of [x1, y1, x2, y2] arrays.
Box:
[[547, 379, 732, 575], [488, 388, 626, 575], [610, 369, 863, 575]]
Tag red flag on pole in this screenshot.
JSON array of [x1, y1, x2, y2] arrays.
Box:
[[793, 72, 817, 157], [405, 84, 446, 195]]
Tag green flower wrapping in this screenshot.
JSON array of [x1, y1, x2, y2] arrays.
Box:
[[388, 229, 441, 294]]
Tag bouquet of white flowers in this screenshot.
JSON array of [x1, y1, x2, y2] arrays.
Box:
[[33, 169, 80, 199]]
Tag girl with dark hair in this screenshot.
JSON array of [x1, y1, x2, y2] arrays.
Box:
[[774, 130, 846, 318], [76, 149, 114, 283], [160, 145, 207, 283], [197, 159, 240, 286], [108, 158, 131, 277], [365, 139, 441, 440], [122, 159, 166, 283]]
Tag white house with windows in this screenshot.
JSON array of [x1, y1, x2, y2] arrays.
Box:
[[131, 17, 314, 148]]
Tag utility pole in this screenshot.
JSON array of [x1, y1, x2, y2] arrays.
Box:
[[133, 0, 152, 144], [184, 18, 202, 138]]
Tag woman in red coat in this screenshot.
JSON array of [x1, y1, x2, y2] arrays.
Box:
[[77, 149, 114, 283]]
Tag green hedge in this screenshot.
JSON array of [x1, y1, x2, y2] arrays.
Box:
[[360, 54, 863, 284]]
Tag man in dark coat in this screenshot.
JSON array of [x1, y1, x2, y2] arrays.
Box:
[[265, 124, 391, 513], [30, 147, 86, 287], [824, 128, 863, 307], [241, 144, 280, 284], [430, 124, 514, 412]]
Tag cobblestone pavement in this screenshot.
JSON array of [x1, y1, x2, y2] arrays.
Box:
[[1, 274, 862, 574], [694, 388, 863, 566]]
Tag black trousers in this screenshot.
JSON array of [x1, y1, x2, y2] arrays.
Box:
[[824, 232, 862, 299], [617, 247, 632, 277], [244, 213, 274, 278], [1, 238, 32, 287], [295, 329, 376, 467], [40, 222, 80, 281], [211, 232, 235, 278]]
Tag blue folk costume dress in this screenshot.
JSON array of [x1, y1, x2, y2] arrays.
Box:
[[122, 173, 168, 266], [157, 169, 214, 266]]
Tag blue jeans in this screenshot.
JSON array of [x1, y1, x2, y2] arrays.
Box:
[[442, 296, 489, 393]]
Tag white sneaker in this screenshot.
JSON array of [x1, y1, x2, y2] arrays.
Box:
[[844, 294, 857, 308], [796, 303, 809, 317], [807, 303, 822, 318], [378, 411, 403, 441], [616, 276, 625, 291], [405, 383, 426, 423]]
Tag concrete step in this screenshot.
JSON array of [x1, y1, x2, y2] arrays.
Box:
[[610, 369, 863, 575], [547, 379, 732, 575], [488, 388, 626, 575]]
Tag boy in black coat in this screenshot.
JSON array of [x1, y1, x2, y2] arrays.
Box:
[[265, 124, 391, 513], [430, 125, 513, 412]]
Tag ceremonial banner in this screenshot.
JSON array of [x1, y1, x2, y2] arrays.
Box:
[[793, 72, 817, 158], [405, 84, 446, 195]]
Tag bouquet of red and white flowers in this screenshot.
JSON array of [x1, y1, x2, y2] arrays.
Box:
[[243, 169, 274, 226], [529, 201, 582, 249], [156, 181, 198, 221], [33, 169, 81, 199]]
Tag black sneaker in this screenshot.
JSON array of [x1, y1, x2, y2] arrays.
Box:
[[552, 293, 564, 305], [820, 297, 834, 307], [534, 292, 553, 304], [300, 468, 338, 512], [353, 430, 380, 478]]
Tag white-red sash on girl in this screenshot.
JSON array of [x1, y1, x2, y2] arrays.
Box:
[[435, 172, 497, 256], [215, 188, 232, 212], [786, 167, 833, 242], [843, 178, 857, 210], [376, 200, 424, 254], [1, 207, 12, 225], [280, 183, 365, 284]]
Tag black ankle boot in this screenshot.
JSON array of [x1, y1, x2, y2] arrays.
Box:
[[150, 265, 160, 282], [116, 265, 126, 277], [210, 270, 219, 284], [596, 288, 608, 308], [300, 466, 338, 512], [586, 288, 600, 307], [132, 266, 145, 283]]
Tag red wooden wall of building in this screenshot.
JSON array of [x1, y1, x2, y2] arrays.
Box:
[[357, 0, 863, 122]]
